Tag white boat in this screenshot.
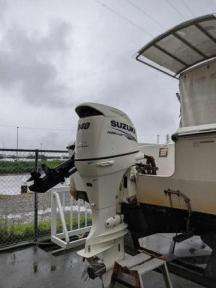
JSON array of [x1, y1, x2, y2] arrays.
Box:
[[123, 14, 216, 260]]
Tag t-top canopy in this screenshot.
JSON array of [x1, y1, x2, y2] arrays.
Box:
[[136, 14, 216, 78]]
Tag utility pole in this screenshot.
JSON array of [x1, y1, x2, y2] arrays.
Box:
[[16, 126, 19, 159], [157, 134, 160, 144], [166, 134, 170, 144]]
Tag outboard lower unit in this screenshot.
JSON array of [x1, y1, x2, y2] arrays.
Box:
[[74, 103, 138, 286]]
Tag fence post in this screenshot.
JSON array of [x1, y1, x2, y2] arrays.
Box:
[[34, 149, 39, 243]]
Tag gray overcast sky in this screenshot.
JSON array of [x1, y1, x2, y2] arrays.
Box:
[[0, 0, 215, 149]]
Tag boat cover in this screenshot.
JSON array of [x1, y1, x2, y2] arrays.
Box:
[[179, 58, 216, 127], [137, 14, 216, 77]]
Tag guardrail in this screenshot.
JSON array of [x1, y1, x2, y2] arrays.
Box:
[[51, 186, 92, 249]]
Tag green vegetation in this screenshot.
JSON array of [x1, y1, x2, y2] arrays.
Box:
[[0, 215, 92, 245], [0, 160, 64, 175]]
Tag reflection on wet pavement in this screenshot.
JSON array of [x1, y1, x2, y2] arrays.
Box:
[[0, 234, 207, 288]]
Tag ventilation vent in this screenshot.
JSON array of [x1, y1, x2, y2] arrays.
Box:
[[75, 106, 104, 118]]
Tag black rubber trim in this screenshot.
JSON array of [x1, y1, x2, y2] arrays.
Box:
[[75, 150, 139, 162]]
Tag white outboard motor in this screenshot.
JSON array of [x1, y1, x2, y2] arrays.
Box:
[[75, 103, 138, 286]]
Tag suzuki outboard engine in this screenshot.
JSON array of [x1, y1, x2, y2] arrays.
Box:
[[75, 103, 138, 286]]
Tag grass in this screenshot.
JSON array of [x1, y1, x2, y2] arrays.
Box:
[[0, 215, 92, 245], [0, 160, 64, 174]]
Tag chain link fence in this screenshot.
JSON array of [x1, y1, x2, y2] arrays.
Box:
[[0, 148, 68, 249]]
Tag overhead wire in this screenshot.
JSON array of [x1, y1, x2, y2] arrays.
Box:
[[181, 0, 195, 18], [94, 0, 154, 37], [165, 0, 186, 21], [94, 0, 194, 39], [125, 0, 166, 30]]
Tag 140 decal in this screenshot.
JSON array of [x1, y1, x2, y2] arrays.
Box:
[[78, 122, 90, 130]]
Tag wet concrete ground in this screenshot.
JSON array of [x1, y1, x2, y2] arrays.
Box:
[[0, 234, 208, 288], [140, 233, 211, 260]]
